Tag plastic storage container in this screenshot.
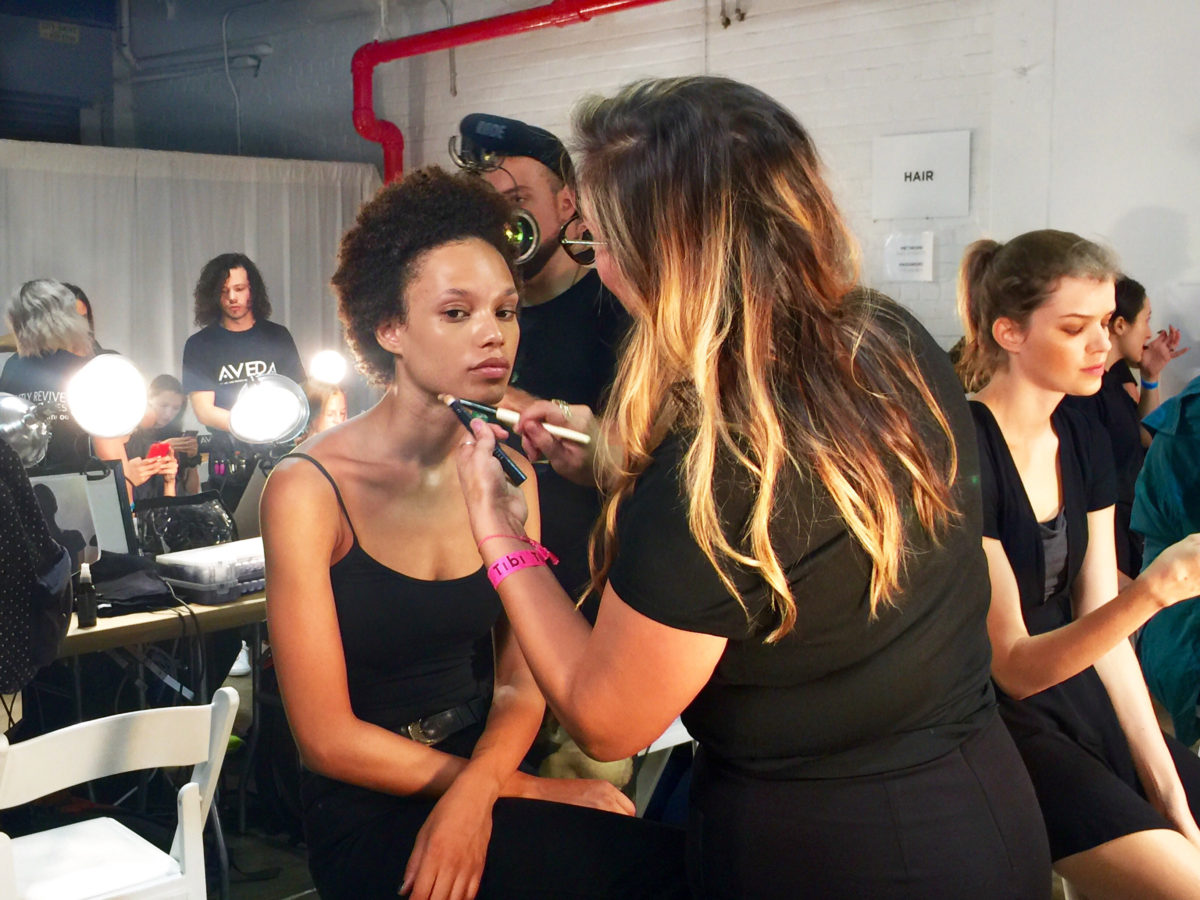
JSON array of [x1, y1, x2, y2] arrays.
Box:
[[155, 537, 265, 605]]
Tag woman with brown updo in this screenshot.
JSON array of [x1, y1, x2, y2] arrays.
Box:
[[958, 229, 1200, 898]]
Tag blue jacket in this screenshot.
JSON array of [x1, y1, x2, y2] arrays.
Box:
[[1133, 376, 1200, 744]]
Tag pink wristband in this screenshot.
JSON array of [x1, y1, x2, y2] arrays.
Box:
[[487, 549, 548, 587], [483, 536, 559, 588]]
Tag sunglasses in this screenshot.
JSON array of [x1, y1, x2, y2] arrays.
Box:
[[557, 213, 606, 266]]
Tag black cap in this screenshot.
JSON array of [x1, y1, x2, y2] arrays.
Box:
[[457, 113, 570, 181]]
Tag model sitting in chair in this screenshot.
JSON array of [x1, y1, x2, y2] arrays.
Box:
[[260, 167, 686, 900]]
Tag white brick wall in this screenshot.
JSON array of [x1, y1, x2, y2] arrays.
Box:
[[126, 0, 1200, 367], [385, 0, 994, 345]]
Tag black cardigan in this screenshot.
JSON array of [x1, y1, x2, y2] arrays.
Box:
[[970, 401, 1116, 619]]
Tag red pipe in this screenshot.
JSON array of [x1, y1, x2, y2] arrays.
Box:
[[352, 0, 669, 181]]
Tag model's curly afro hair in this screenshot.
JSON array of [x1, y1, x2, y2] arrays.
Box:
[[332, 166, 520, 386]]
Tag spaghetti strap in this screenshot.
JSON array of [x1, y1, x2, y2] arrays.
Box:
[[289, 452, 362, 545]]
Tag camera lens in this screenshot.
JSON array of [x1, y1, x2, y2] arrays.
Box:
[[505, 209, 541, 266]]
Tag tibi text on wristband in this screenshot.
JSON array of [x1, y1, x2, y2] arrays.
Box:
[[482, 535, 559, 588]]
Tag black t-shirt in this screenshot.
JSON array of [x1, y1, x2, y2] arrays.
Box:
[[509, 270, 630, 611], [181, 320, 305, 412], [510, 270, 629, 410], [1061, 361, 1142, 507], [1060, 362, 1144, 573], [0, 349, 92, 472], [608, 298, 995, 779]]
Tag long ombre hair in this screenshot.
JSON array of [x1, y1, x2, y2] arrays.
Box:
[[575, 77, 959, 639]]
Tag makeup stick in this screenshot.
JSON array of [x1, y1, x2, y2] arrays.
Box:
[[452, 397, 592, 446], [440, 394, 526, 486]]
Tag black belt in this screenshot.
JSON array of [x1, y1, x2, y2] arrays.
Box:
[[405, 696, 490, 746]]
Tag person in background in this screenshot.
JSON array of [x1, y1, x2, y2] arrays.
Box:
[[261, 167, 686, 900], [455, 115, 635, 785], [0, 279, 94, 473], [454, 113, 630, 615], [301, 379, 348, 441], [1063, 274, 1188, 579], [1132, 374, 1200, 749], [61, 282, 112, 356], [182, 253, 305, 509], [957, 229, 1200, 899], [95, 375, 199, 504], [139, 374, 200, 496], [457, 76, 1050, 898]]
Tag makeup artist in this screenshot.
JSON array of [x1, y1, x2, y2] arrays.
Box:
[[260, 167, 685, 900], [456, 76, 1050, 899]]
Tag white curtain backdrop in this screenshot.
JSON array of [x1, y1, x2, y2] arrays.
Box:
[[0, 139, 382, 394]]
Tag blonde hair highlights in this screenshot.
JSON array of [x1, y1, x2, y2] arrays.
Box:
[[576, 78, 959, 640]]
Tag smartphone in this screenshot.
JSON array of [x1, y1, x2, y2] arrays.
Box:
[[148, 441, 172, 458]]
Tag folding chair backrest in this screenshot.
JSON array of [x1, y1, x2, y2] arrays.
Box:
[[0, 686, 238, 825]]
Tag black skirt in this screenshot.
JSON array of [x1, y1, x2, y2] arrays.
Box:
[[1000, 664, 1200, 860], [687, 712, 1050, 899]]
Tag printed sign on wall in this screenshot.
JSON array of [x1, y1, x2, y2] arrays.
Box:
[[872, 130, 970, 219], [884, 232, 935, 281]]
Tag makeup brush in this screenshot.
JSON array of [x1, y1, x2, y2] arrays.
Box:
[[439, 394, 526, 486], [451, 397, 592, 446]]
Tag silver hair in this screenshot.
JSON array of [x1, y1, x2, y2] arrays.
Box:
[[7, 279, 93, 357]]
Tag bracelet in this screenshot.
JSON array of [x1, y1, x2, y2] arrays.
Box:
[[478, 533, 530, 547], [478, 534, 559, 562], [480, 534, 559, 588], [1141, 379, 1159, 390]]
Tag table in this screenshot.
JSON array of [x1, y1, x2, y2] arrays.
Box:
[[59, 592, 266, 658]]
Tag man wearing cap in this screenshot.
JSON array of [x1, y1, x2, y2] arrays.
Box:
[[454, 113, 630, 618]]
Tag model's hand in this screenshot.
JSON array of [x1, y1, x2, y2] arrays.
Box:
[[455, 418, 528, 540], [1144, 777, 1200, 852], [400, 774, 496, 900], [1140, 325, 1188, 380], [1173, 806, 1200, 855], [515, 400, 601, 488], [157, 454, 179, 479], [1137, 533, 1200, 609], [516, 773, 635, 816], [123, 456, 161, 486]]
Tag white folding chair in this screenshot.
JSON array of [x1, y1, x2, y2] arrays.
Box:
[[0, 685, 238, 900]]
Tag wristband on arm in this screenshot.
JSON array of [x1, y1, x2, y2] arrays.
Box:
[[1141, 379, 1159, 390], [479, 534, 559, 588]]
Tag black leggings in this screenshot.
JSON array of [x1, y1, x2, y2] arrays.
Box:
[[687, 713, 1051, 899]]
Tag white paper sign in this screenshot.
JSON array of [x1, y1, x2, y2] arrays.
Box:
[[872, 130, 970, 219], [884, 231, 935, 281]]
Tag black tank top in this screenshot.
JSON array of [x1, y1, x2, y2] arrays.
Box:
[[290, 453, 498, 734]]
